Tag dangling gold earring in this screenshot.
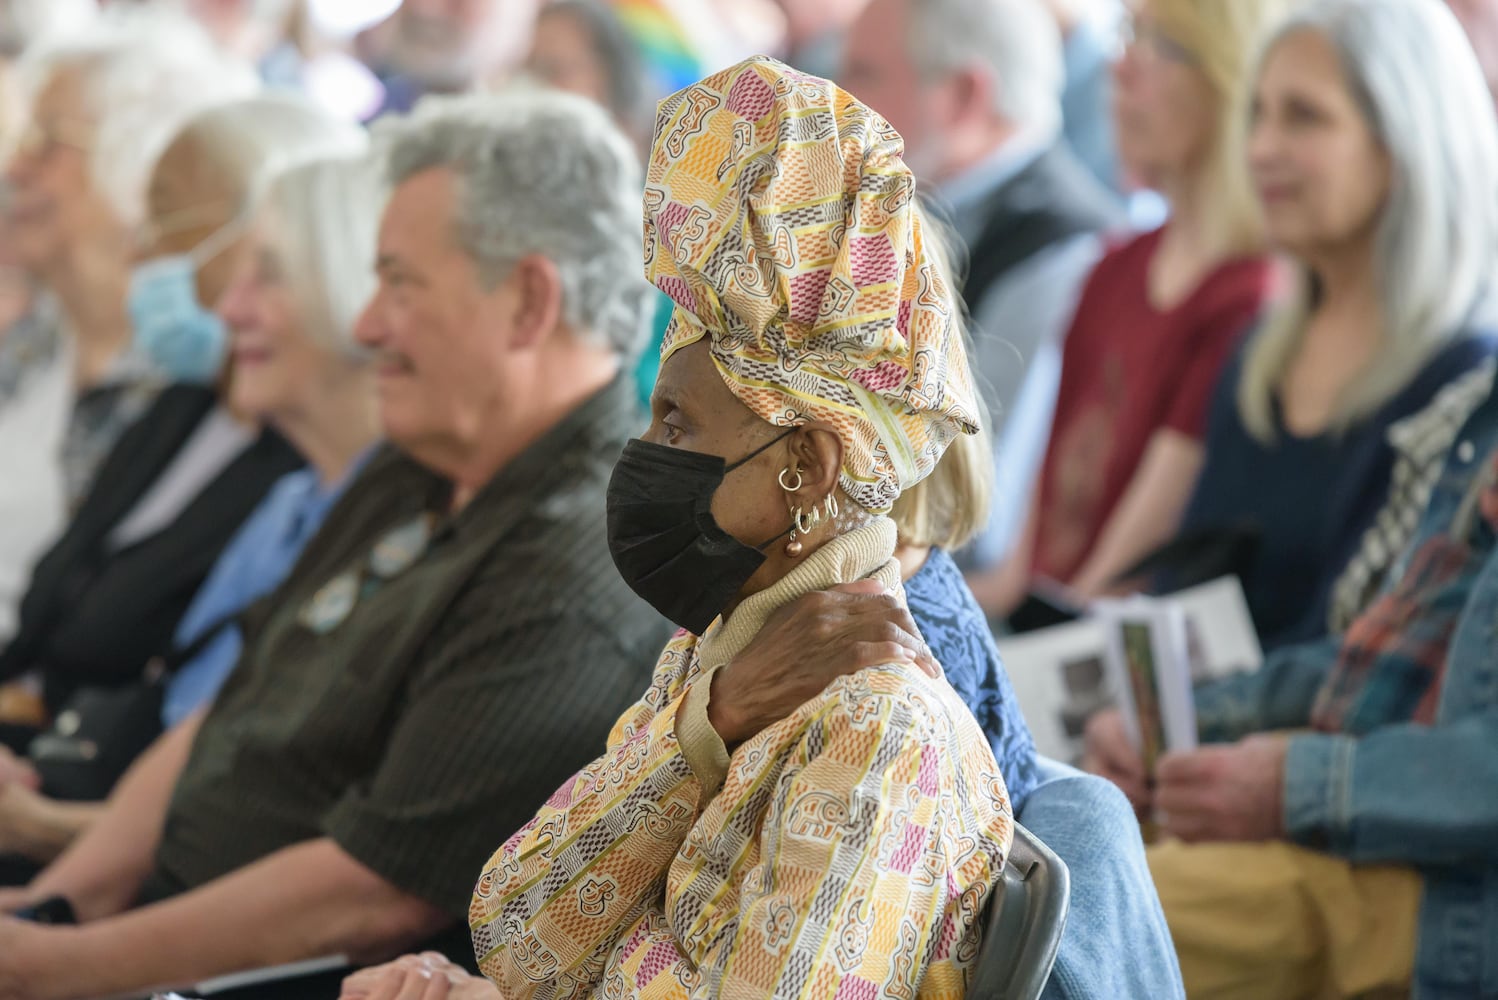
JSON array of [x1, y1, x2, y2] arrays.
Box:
[[786, 507, 805, 557]]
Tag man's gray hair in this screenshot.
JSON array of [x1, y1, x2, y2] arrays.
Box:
[[908, 0, 1065, 136], [374, 89, 651, 358]]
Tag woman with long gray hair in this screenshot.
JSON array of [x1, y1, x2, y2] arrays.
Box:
[[1085, 2, 1498, 997], [1161, 0, 1498, 651]]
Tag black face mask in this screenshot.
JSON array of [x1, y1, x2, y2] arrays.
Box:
[[606, 431, 794, 635]]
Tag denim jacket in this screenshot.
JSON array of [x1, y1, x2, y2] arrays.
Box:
[[1195, 384, 1498, 999]]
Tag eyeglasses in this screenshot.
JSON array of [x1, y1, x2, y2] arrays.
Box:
[[1118, 13, 1197, 66]]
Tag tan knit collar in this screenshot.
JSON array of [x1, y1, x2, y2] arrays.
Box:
[[696, 517, 902, 674]]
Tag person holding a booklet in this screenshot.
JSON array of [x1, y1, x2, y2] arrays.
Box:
[[1085, 4, 1498, 996], [1149, 0, 1498, 650]]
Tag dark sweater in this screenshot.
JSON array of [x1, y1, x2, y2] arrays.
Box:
[[0, 385, 302, 709], [1177, 332, 1496, 650]]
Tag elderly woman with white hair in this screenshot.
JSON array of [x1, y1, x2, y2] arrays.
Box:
[[0, 148, 381, 880], [0, 95, 366, 834], [2, 10, 258, 496], [0, 10, 256, 646]]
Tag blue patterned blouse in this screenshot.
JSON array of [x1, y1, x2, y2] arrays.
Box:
[[905, 547, 1039, 809]]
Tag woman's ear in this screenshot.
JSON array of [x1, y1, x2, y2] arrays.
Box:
[[787, 423, 843, 505]]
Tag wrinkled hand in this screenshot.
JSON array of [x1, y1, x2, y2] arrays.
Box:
[[709, 580, 939, 745], [1156, 734, 1290, 842], [339, 953, 499, 1000], [0, 747, 38, 793], [1081, 708, 1152, 819]]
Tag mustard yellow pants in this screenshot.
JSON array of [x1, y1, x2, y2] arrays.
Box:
[[1148, 840, 1423, 1000]]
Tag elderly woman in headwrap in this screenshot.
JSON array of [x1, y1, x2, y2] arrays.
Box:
[[343, 56, 1012, 1000]]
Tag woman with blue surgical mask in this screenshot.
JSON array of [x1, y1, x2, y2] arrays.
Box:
[[126, 207, 246, 385], [0, 95, 365, 809], [0, 11, 257, 661]]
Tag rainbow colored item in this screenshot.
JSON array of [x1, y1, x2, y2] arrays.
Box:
[[611, 0, 705, 96]]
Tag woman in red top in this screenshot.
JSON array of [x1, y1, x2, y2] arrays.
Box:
[[973, 0, 1284, 616]]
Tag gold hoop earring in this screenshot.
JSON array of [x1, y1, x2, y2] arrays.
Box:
[[823, 494, 840, 520], [778, 467, 804, 492]]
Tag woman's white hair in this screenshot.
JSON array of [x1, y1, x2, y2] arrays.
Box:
[[1239, 0, 1498, 440], [373, 87, 652, 358], [0, 0, 95, 57], [19, 6, 259, 227], [169, 93, 367, 219], [256, 151, 380, 356]]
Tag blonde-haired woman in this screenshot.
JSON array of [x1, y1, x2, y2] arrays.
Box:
[[971, 0, 1285, 618], [892, 420, 1041, 811]]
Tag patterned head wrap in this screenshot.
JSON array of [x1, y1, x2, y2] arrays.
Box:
[[643, 56, 981, 514]]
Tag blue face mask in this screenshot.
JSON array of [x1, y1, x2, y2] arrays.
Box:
[[127, 219, 240, 384]]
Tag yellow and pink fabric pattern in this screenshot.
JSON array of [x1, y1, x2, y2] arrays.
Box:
[[470, 519, 1014, 999], [643, 56, 982, 514]]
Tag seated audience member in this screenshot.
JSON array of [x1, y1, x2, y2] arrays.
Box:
[[0, 89, 879, 999], [1163, 0, 1498, 650], [970, 0, 1286, 617], [889, 384, 1183, 1000], [0, 0, 94, 651], [890, 406, 1041, 809], [842, 0, 1123, 570], [0, 12, 255, 645], [0, 97, 364, 756], [349, 385, 1182, 1000], [0, 150, 383, 871], [358, 0, 540, 117], [524, 0, 653, 146], [473, 56, 1012, 999], [354, 56, 1012, 1000], [1083, 12, 1498, 997]]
